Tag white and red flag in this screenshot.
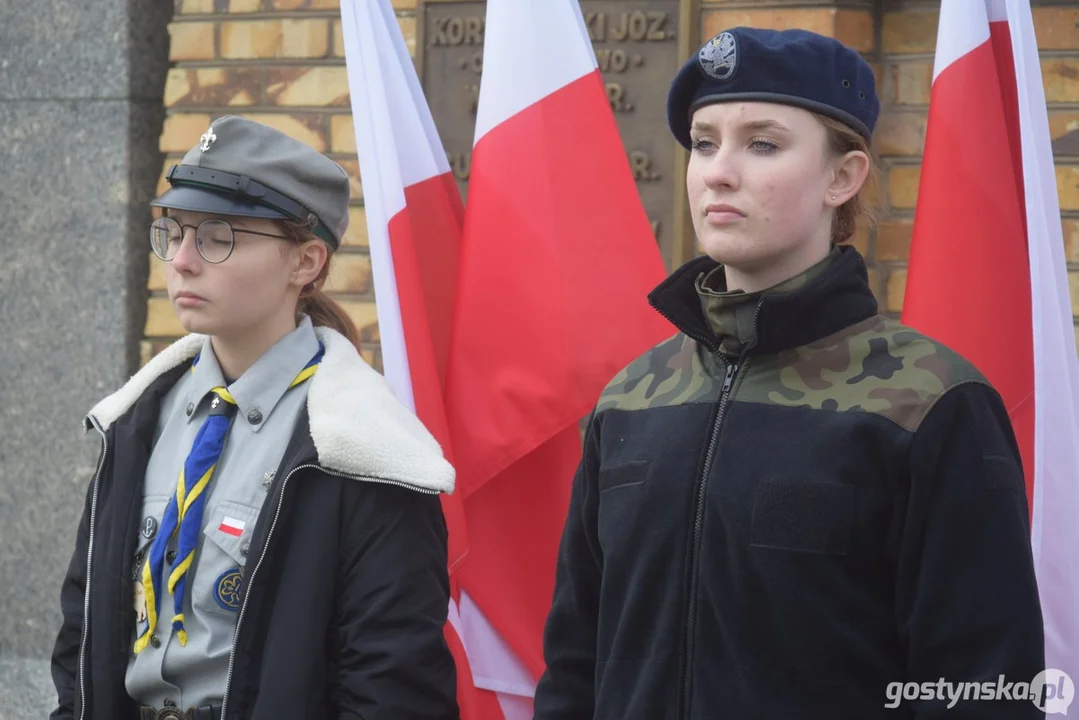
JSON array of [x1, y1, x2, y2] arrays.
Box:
[[903, 0, 1079, 681], [442, 0, 672, 715], [217, 517, 245, 537], [340, 1, 503, 717]]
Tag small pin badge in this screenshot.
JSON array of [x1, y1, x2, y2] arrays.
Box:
[[699, 31, 737, 81], [199, 126, 217, 152], [134, 582, 148, 625], [262, 470, 275, 489]]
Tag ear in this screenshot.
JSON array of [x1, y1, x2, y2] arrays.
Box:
[[290, 239, 329, 289], [825, 150, 870, 208]]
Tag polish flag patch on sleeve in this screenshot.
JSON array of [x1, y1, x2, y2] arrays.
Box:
[[219, 516, 246, 537]]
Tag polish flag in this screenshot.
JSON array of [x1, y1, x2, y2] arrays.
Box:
[[218, 517, 245, 537], [339, 2, 503, 717], [902, 0, 1079, 681], [443, 0, 673, 713]]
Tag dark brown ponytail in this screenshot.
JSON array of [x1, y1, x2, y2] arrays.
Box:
[[280, 221, 363, 352]]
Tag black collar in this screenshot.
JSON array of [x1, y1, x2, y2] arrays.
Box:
[[647, 245, 879, 355]]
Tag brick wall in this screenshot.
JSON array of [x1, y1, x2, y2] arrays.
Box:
[[146, 0, 415, 370], [148, 0, 1079, 368], [875, 1, 1079, 335]]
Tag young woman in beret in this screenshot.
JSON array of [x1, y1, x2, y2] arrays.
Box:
[[50, 115, 459, 720], [534, 27, 1044, 719]]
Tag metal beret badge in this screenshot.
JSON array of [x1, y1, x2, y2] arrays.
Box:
[[699, 31, 737, 81]]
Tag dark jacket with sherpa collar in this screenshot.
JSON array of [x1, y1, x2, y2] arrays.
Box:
[[50, 327, 460, 720]]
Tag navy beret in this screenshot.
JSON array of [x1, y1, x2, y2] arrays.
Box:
[[667, 27, 880, 148]]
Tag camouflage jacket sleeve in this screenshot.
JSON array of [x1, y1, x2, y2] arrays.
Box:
[[533, 413, 603, 720], [895, 380, 1045, 718]]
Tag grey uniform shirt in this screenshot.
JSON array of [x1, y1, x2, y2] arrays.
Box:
[[126, 315, 321, 710]]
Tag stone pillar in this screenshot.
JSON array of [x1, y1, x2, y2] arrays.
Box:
[[0, 0, 171, 715]]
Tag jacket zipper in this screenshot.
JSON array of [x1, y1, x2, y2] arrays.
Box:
[[679, 358, 738, 717], [679, 298, 763, 718], [77, 418, 108, 720], [219, 464, 438, 719]]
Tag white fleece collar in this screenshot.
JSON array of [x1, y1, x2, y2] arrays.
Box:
[[86, 327, 454, 494]]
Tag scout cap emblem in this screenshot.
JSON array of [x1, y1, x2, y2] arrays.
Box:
[[699, 31, 737, 81], [199, 125, 217, 152]]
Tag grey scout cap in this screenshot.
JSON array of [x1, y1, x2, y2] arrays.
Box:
[[151, 115, 351, 249]]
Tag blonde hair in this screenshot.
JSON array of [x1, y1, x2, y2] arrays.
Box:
[[813, 113, 882, 245]]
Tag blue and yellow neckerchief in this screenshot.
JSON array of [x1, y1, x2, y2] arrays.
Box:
[[135, 342, 324, 652]]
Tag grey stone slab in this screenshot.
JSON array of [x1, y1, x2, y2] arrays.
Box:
[[128, 0, 177, 100], [0, 654, 56, 718], [0, 98, 164, 660], [0, 0, 172, 101]]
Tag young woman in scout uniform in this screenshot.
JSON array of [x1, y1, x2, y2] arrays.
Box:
[[50, 116, 459, 720], [534, 28, 1045, 719]]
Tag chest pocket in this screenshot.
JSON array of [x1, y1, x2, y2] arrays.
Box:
[[192, 501, 260, 617], [597, 460, 651, 553]]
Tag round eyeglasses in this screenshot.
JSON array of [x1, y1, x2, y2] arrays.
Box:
[[149, 217, 292, 264]]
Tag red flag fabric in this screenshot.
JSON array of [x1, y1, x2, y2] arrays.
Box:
[[340, 0, 466, 574], [443, 0, 673, 710], [904, 0, 1079, 687], [443, 0, 672, 497], [902, 0, 1034, 500], [340, 0, 483, 714]]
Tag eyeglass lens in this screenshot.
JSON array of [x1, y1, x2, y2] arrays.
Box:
[[150, 217, 234, 264]]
